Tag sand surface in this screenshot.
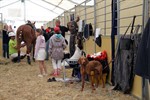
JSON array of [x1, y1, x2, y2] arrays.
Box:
[[0, 57, 137, 100]]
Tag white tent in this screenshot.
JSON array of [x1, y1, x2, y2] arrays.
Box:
[[0, 0, 86, 28]]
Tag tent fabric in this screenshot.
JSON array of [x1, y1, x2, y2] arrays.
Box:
[[0, 0, 86, 21]]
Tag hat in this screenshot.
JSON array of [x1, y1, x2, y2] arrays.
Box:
[[54, 26, 60, 33], [9, 32, 16, 37]]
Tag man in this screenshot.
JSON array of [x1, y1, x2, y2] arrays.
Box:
[[55, 19, 69, 45], [2, 24, 9, 58]]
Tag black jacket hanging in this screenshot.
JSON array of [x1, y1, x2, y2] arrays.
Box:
[[83, 23, 93, 39], [135, 18, 150, 81]]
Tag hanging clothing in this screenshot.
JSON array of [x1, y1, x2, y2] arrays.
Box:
[[70, 14, 74, 21], [135, 18, 150, 81], [83, 23, 93, 39], [94, 28, 102, 47], [114, 33, 141, 94]]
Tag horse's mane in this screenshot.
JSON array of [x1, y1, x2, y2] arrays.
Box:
[[26, 23, 34, 29]]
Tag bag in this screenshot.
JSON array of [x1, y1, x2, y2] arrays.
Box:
[[120, 16, 136, 50]]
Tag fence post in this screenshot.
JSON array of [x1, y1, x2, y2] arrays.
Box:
[[84, 1, 87, 24], [104, 0, 106, 36], [94, 0, 96, 53], [142, 0, 149, 100], [117, 0, 120, 35]]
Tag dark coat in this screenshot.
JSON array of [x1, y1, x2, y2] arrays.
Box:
[[59, 26, 68, 38], [135, 18, 150, 81], [2, 30, 9, 44], [83, 23, 93, 39]]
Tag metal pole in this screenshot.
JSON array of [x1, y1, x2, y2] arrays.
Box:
[[75, 5, 77, 18], [142, 0, 149, 100], [117, 0, 120, 35], [94, 0, 97, 53], [104, 0, 106, 36], [53, 19, 55, 27], [84, 1, 87, 24], [64, 11, 66, 26], [24, 0, 26, 22]]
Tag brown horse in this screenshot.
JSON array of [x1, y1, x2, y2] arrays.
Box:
[[16, 22, 36, 64]]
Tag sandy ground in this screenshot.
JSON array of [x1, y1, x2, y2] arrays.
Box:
[[0, 57, 138, 100]]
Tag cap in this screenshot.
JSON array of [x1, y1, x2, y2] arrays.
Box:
[[9, 32, 16, 37], [54, 26, 60, 33]]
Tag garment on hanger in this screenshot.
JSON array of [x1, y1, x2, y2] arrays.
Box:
[[135, 18, 150, 81], [83, 23, 93, 39]]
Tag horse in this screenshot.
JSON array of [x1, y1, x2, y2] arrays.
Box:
[[16, 21, 36, 64]]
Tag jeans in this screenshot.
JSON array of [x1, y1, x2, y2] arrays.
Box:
[[45, 40, 49, 60], [3, 44, 9, 58]]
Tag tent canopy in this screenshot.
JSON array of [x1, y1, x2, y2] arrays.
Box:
[[0, 0, 86, 22]]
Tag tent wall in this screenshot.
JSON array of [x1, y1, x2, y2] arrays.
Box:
[[58, 16, 65, 26], [118, 0, 143, 35], [96, 0, 112, 35], [64, 11, 71, 26]]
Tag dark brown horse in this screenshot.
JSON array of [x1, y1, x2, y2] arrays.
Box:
[[16, 22, 36, 64]]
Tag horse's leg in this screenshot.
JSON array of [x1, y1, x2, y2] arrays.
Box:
[[17, 42, 21, 62], [26, 43, 32, 64]]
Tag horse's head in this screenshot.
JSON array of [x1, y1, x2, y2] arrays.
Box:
[[27, 20, 36, 30]]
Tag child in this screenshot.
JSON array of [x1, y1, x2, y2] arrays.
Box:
[[34, 29, 47, 77], [49, 26, 66, 76], [9, 32, 26, 62]]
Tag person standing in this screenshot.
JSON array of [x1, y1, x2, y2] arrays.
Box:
[[34, 29, 47, 77], [49, 26, 66, 76], [43, 27, 53, 60], [55, 19, 69, 45], [2, 24, 9, 58], [8, 25, 14, 33], [55, 19, 68, 38]]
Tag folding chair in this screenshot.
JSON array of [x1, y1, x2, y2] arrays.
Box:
[[62, 59, 80, 84]]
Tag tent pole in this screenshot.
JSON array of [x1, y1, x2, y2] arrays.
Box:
[[24, 0, 26, 22], [94, 0, 96, 53]]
